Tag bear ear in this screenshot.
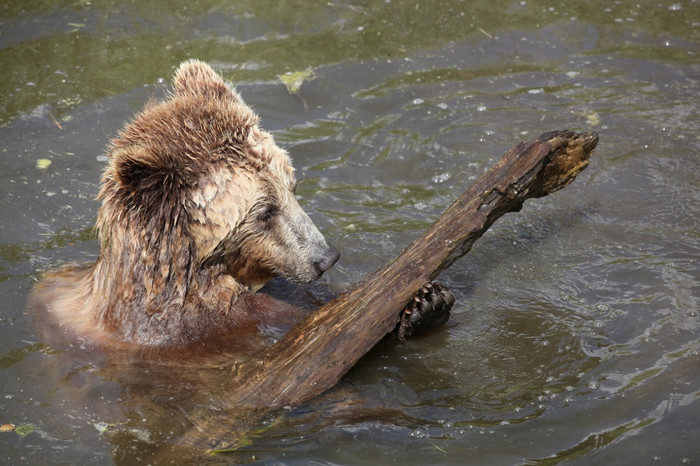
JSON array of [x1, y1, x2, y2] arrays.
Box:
[[173, 59, 234, 99], [112, 146, 183, 211]]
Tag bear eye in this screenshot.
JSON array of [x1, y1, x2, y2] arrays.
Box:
[[256, 204, 278, 224]]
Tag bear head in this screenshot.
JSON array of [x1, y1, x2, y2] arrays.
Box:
[[96, 60, 339, 295]]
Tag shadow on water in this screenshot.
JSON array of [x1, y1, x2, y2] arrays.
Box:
[[1, 0, 699, 464]]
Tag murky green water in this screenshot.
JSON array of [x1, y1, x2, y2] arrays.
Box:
[[1, 0, 699, 464]]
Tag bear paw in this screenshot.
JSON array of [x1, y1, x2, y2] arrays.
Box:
[[396, 282, 454, 339]]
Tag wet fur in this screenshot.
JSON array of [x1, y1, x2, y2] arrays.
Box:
[[31, 60, 339, 351]]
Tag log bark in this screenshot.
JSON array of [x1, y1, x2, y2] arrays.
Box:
[[182, 130, 598, 449]]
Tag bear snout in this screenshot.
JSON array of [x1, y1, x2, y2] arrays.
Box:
[[313, 245, 340, 277]]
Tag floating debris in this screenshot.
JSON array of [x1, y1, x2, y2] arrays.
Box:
[[0, 423, 15, 432], [14, 424, 34, 436], [585, 111, 601, 127], [280, 68, 315, 95], [36, 158, 52, 170]]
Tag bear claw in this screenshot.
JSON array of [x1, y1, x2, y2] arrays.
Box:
[[395, 282, 454, 339]]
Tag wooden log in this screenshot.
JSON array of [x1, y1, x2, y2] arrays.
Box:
[[182, 130, 598, 449]]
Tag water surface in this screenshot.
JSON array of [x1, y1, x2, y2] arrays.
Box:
[[1, 0, 698, 464]]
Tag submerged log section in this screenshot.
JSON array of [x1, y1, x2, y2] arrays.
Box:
[[190, 130, 598, 446]]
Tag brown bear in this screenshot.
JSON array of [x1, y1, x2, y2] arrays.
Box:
[[31, 60, 451, 356]]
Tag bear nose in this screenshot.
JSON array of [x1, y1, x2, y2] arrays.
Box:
[[314, 245, 340, 276]]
